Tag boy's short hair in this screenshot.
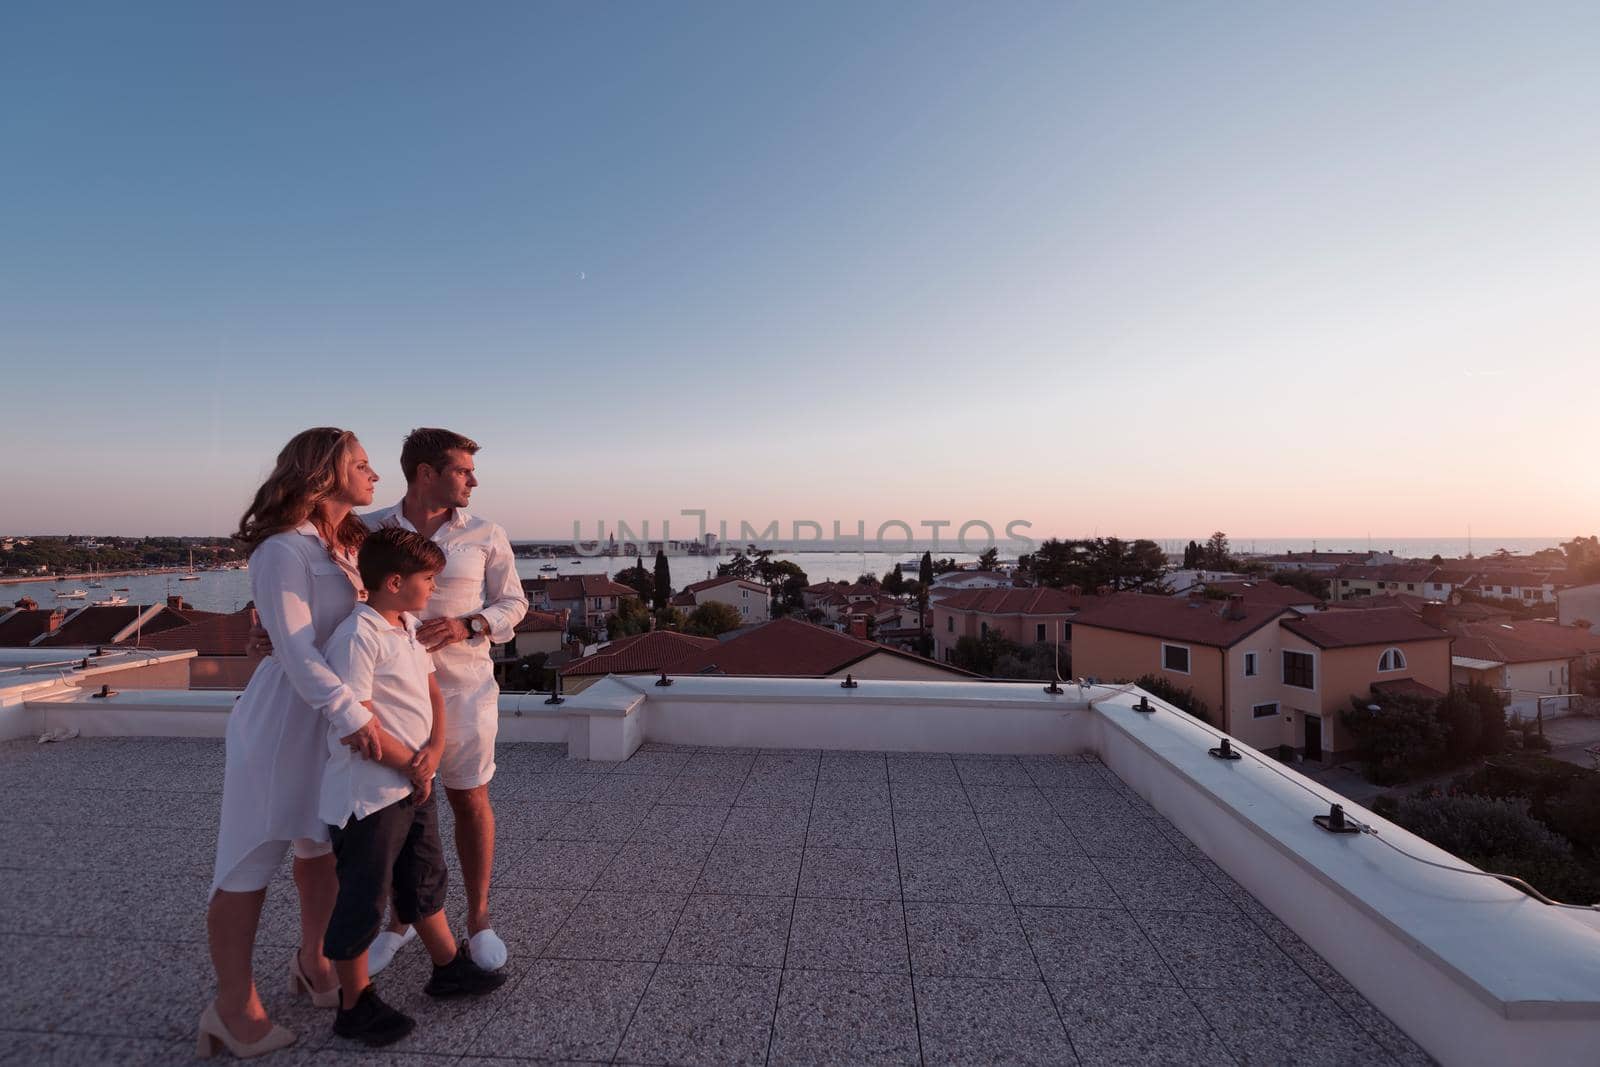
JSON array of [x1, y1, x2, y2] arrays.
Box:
[[400, 427, 479, 483], [358, 527, 447, 591]]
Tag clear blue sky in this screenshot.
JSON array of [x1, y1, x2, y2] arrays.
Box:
[[3, 3, 1597, 539]]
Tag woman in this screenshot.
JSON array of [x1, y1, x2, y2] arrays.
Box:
[[199, 428, 383, 1059]]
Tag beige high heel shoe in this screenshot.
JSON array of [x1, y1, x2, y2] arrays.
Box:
[[195, 1002, 296, 1059], [288, 949, 342, 1008]]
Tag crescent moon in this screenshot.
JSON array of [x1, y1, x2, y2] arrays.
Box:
[[578, 271, 586, 280]]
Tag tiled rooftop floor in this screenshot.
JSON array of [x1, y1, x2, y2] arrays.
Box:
[[0, 737, 1436, 1066]]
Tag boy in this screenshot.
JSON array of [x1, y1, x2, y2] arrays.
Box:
[[320, 528, 505, 1047]]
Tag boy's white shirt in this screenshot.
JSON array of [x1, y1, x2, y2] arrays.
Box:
[[320, 602, 436, 827]]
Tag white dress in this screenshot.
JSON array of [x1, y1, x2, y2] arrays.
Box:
[[210, 522, 372, 896]]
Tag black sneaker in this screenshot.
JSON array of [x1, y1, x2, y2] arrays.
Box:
[[424, 940, 509, 998], [333, 984, 415, 1047]]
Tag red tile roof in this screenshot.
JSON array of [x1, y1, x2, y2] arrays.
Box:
[[1199, 581, 1320, 608], [1462, 571, 1558, 590], [1371, 678, 1446, 701], [1330, 564, 1439, 584], [115, 607, 256, 656], [523, 574, 642, 601], [679, 575, 763, 596], [1450, 621, 1600, 665], [1280, 608, 1449, 649], [33, 605, 196, 647], [559, 630, 720, 677], [1070, 594, 1290, 648], [937, 588, 1090, 615], [514, 609, 566, 634], [0, 608, 64, 647], [664, 617, 976, 678]]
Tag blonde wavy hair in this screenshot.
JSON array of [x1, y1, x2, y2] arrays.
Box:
[[234, 427, 370, 554]]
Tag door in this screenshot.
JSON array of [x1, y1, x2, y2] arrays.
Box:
[[1304, 714, 1324, 761]]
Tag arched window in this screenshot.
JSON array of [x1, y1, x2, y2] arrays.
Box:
[[1378, 648, 1407, 672]]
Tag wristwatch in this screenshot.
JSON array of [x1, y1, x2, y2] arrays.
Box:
[[466, 616, 485, 636]]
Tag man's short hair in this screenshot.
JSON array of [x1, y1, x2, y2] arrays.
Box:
[[400, 427, 480, 483], [358, 527, 447, 590]]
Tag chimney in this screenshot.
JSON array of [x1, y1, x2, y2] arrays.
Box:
[[166, 595, 187, 611], [16, 596, 38, 611], [1222, 594, 1246, 620], [1419, 601, 1445, 630], [848, 617, 869, 639], [46, 608, 66, 633]]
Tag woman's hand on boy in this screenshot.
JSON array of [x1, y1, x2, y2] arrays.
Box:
[[417, 616, 470, 652]]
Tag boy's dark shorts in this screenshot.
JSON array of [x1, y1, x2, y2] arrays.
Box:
[[323, 791, 447, 961]]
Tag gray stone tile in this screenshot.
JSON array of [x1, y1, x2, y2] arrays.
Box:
[[1018, 906, 1177, 987], [997, 852, 1117, 907], [587, 773, 673, 805], [517, 774, 603, 802], [966, 784, 1056, 814], [899, 847, 1010, 904], [736, 777, 816, 808], [978, 811, 1083, 855], [905, 902, 1040, 979], [3, 787, 219, 830], [500, 840, 621, 890], [466, 958, 652, 1061], [443, 888, 582, 953], [814, 778, 892, 807], [1049, 982, 1235, 1066], [616, 963, 781, 1067], [797, 846, 901, 898], [556, 758, 624, 773], [594, 840, 712, 893], [1042, 787, 1140, 820], [817, 754, 889, 781], [750, 752, 820, 779], [1071, 817, 1183, 860], [333, 946, 527, 1056], [0, 1033, 190, 1065], [542, 890, 687, 962], [665, 894, 794, 968], [681, 752, 756, 778], [1188, 985, 1395, 1065], [632, 803, 731, 844], [543, 801, 651, 842], [787, 897, 909, 973], [1092, 855, 1239, 913], [955, 757, 1034, 786], [492, 800, 572, 846], [807, 807, 897, 850], [614, 750, 693, 776], [1027, 761, 1113, 789], [637, 741, 701, 753], [658, 774, 744, 807], [892, 807, 985, 850], [886, 756, 960, 783], [696, 844, 803, 897], [718, 804, 810, 848], [769, 968, 919, 1066], [1136, 909, 1310, 990], [890, 781, 973, 811], [915, 976, 1078, 1066]]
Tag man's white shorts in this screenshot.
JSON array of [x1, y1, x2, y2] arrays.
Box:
[[438, 684, 498, 791]]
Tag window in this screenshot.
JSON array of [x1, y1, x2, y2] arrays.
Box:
[[1162, 643, 1190, 674], [1252, 702, 1279, 719], [946, 617, 954, 633], [1376, 581, 1386, 590], [741, 589, 748, 599], [1501, 585, 1512, 594], [1244, 652, 1258, 677], [1283, 650, 1315, 689], [1378, 648, 1407, 672], [1062, 622, 1072, 640], [1406, 584, 1415, 591], [1036, 623, 1047, 642], [980, 622, 989, 638]]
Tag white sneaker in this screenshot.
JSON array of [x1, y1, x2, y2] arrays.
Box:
[[467, 929, 508, 972], [367, 926, 417, 976]]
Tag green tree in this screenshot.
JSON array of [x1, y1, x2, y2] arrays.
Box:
[[1203, 531, 1233, 570], [615, 557, 654, 600], [653, 549, 671, 611], [950, 631, 1017, 676], [918, 551, 934, 588], [1132, 674, 1212, 724], [977, 546, 1000, 571], [605, 596, 652, 638], [685, 601, 742, 637], [654, 605, 686, 632], [882, 563, 906, 596], [1340, 693, 1448, 785]]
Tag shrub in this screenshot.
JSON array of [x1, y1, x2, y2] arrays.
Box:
[[1389, 792, 1600, 904], [1339, 693, 1446, 785], [1132, 674, 1211, 725]]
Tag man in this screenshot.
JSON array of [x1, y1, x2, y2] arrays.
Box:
[[360, 428, 527, 973]]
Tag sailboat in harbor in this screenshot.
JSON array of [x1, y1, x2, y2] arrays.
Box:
[[178, 549, 200, 581]]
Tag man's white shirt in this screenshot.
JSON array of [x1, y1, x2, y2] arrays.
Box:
[[320, 604, 436, 827]]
